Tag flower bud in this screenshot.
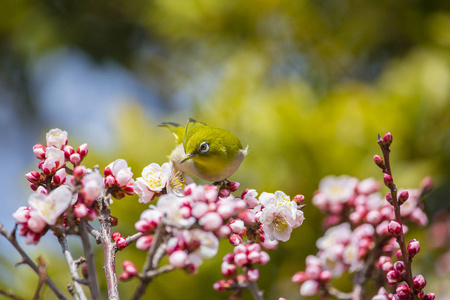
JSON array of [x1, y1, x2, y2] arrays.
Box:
[[319, 270, 332, 282], [53, 168, 66, 185], [219, 188, 230, 198], [234, 252, 248, 267], [386, 270, 402, 284], [77, 143, 88, 157], [300, 280, 320, 296], [420, 176, 433, 195], [383, 132, 393, 146], [74, 203, 88, 218], [229, 219, 245, 234], [227, 181, 240, 192], [33, 144, 46, 159], [119, 272, 131, 281], [423, 293, 435, 300], [247, 268, 259, 281], [116, 237, 128, 250], [73, 166, 87, 179], [63, 145, 74, 159], [293, 194, 305, 205], [259, 251, 270, 265], [383, 174, 394, 189], [81, 264, 88, 279], [388, 221, 402, 237], [374, 155, 384, 169], [221, 261, 237, 277], [110, 216, 118, 227], [30, 182, 39, 191], [111, 232, 122, 241], [70, 153, 81, 166], [407, 239, 420, 258], [398, 190, 409, 205], [395, 284, 411, 300], [169, 250, 188, 268], [393, 261, 406, 275], [25, 171, 41, 183], [229, 234, 242, 246], [123, 260, 138, 277], [136, 235, 153, 251], [292, 271, 308, 284], [104, 175, 116, 187], [412, 274, 426, 291]]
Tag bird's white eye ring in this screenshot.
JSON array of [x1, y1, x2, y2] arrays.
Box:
[[199, 142, 209, 153]]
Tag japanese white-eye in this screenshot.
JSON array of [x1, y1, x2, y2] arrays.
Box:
[[159, 118, 248, 182]]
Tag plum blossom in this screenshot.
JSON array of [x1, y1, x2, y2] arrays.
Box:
[[105, 159, 134, 187], [259, 191, 305, 242], [313, 175, 358, 205], [134, 162, 171, 203], [46, 128, 68, 149], [28, 186, 73, 225], [82, 173, 103, 205]]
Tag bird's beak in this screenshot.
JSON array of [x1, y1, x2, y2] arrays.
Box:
[[180, 153, 195, 164]]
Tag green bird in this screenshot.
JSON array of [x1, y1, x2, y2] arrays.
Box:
[[159, 118, 248, 182]]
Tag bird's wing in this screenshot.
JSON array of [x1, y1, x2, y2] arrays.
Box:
[[183, 118, 206, 147], [158, 122, 184, 144]]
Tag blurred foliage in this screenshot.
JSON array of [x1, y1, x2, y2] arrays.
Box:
[[1, 0, 450, 299]]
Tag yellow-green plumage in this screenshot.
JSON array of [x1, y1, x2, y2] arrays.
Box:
[[159, 119, 248, 182]]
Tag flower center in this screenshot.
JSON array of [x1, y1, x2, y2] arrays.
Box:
[[145, 168, 163, 189]]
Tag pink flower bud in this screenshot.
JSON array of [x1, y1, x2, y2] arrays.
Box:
[[247, 251, 260, 264], [383, 132, 393, 146], [169, 250, 188, 268], [420, 176, 433, 194], [74, 203, 89, 218], [407, 239, 420, 258], [25, 231, 41, 245], [53, 168, 66, 185], [247, 268, 259, 282], [104, 175, 116, 187], [221, 261, 237, 277], [123, 260, 138, 277], [366, 210, 382, 224], [82, 264, 88, 279], [300, 280, 320, 296], [118, 271, 131, 281], [423, 293, 435, 300], [77, 143, 88, 157], [238, 210, 255, 224], [136, 235, 153, 251], [12, 207, 30, 223], [386, 270, 402, 284], [412, 274, 426, 291], [63, 145, 74, 159], [25, 171, 41, 183], [259, 251, 270, 265], [292, 271, 307, 284], [219, 188, 230, 198], [30, 182, 39, 191], [227, 181, 240, 192], [229, 234, 242, 246], [374, 155, 384, 168], [199, 212, 223, 231], [394, 261, 406, 275], [319, 270, 332, 282], [229, 219, 245, 234], [395, 284, 411, 300], [33, 144, 46, 159], [86, 209, 98, 221], [36, 186, 48, 194], [305, 264, 321, 280], [70, 153, 81, 166], [73, 166, 87, 178], [116, 237, 128, 250], [111, 232, 122, 241], [398, 190, 409, 205], [388, 221, 402, 236], [383, 174, 394, 189], [42, 158, 56, 175], [216, 225, 231, 238], [27, 215, 47, 233], [385, 192, 393, 205], [293, 194, 305, 205], [234, 252, 248, 267]]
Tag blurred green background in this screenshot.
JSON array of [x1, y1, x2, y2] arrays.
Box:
[[1, 0, 449, 299]]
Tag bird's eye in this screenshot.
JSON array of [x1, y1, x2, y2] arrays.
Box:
[[199, 142, 209, 153]]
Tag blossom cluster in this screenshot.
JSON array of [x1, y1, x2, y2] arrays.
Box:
[[293, 174, 431, 298], [13, 129, 136, 245]]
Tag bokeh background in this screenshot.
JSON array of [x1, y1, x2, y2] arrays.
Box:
[[1, 0, 449, 299]]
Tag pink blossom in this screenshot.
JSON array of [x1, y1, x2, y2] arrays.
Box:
[[82, 173, 103, 204], [13, 207, 30, 223], [27, 209, 47, 233], [234, 252, 248, 267], [221, 261, 237, 277], [300, 280, 320, 296], [315, 175, 358, 204], [74, 203, 89, 218], [44, 147, 65, 169], [33, 144, 46, 159], [136, 235, 153, 251], [229, 219, 245, 234], [242, 189, 259, 209], [25, 231, 41, 245]]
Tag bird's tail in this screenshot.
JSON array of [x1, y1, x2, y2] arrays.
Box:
[[158, 122, 184, 144]]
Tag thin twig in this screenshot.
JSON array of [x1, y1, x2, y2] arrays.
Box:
[[0, 224, 67, 300], [142, 265, 175, 278], [247, 280, 264, 300], [56, 233, 88, 300], [79, 219, 100, 300], [85, 223, 102, 244], [0, 288, 25, 300], [98, 195, 119, 300]]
